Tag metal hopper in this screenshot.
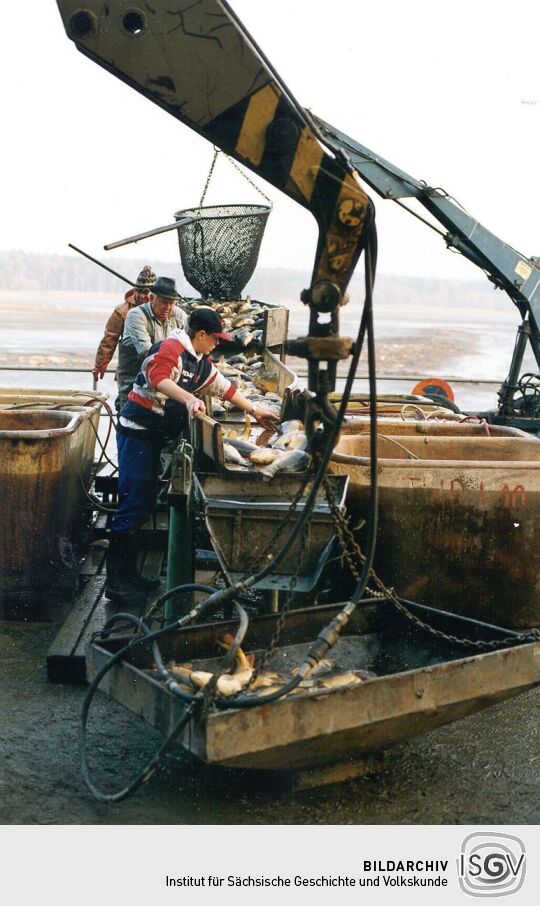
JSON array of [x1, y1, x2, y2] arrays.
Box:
[[193, 472, 348, 592]]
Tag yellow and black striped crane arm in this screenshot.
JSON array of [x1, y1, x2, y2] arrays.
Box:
[[55, 1, 374, 356]]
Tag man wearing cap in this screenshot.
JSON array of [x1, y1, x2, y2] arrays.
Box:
[[105, 307, 278, 605], [117, 275, 187, 412], [92, 265, 156, 410]]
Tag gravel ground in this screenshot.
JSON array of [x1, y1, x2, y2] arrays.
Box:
[[1, 620, 538, 826]]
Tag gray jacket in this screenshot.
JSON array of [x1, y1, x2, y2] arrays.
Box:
[[116, 302, 187, 409]]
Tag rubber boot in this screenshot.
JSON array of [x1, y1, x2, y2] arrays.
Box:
[[127, 533, 162, 593], [105, 533, 148, 607]]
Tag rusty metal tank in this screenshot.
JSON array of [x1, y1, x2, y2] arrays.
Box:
[[329, 432, 540, 629], [0, 407, 100, 615]]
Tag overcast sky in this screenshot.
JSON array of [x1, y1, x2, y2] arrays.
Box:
[[3, 0, 539, 282]]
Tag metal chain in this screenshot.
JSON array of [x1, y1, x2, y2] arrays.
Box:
[[223, 153, 273, 205], [322, 476, 540, 650], [198, 148, 220, 208], [233, 470, 313, 580], [246, 517, 311, 687], [202, 518, 310, 710], [198, 147, 272, 208]]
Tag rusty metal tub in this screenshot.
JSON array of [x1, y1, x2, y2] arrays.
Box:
[[0, 408, 100, 613], [339, 419, 529, 437], [329, 433, 540, 628], [0, 389, 106, 482]]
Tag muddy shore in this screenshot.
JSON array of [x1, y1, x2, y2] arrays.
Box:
[[0, 327, 475, 376], [0, 621, 538, 825]]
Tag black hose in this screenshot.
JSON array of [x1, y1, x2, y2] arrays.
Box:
[[80, 595, 249, 802], [216, 220, 380, 708]]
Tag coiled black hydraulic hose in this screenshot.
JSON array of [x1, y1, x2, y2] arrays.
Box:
[[80, 589, 248, 801]]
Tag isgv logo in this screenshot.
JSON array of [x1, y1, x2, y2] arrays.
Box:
[[458, 833, 526, 897]]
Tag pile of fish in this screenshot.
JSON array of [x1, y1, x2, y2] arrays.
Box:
[[183, 295, 268, 347], [222, 416, 310, 479], [210, 351, 283, 420], [148, 634, 375, 699]]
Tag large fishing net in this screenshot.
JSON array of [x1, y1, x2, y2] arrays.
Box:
[[175, 204, 271, 300]]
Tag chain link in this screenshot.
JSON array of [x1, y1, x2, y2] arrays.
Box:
[[223, 152, 273, 205], [322, 475, 540, 650], [198, 147, 272, 210], [245, 518, 311, 689], [198, 148, 220, 209]]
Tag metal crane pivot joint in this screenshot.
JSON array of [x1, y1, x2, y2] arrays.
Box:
[[302, 280, 343, 312]]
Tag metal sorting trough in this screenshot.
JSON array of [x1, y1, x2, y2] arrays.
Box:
[[0, 404, 101, 609], [208, 347, 297, 425], [87, 601, 540, 774], [329, 433, 540, 628], [193, 473, 348, 591]]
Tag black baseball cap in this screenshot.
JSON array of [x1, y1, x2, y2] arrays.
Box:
[[188, 307, 232, 341]]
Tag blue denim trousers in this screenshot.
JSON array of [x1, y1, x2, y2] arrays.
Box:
[[111, 431, 163, 534]]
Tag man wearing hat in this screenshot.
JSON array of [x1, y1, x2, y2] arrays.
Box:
[[117, 275, 187, 412], [93, 265, 156, 375], [92, 264, 156, 411], [105, 307, 279, 605]]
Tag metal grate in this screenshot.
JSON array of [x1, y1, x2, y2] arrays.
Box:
[[175, 204, 271, 299]]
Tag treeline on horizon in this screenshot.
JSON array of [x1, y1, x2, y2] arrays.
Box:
[[0, 248, 499, 309]]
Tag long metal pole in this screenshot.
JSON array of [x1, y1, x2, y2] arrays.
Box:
[[104, 216, 194, 250], [68, 244, 137, 286]]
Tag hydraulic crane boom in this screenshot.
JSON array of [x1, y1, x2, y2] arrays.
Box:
[[56, 0, 540, 422], [55, 0, 374, 410], [315, 117, 540, 413]]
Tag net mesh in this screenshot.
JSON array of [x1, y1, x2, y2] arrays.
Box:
[[175, 204, 271, 300]]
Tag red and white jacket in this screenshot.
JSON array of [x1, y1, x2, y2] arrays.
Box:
[[120, 329, 236, 434]]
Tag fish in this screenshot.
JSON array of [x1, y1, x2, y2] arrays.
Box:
[[293, 658, 335, 679], [259, 449, 309, 479], [313, 672, 362, 691], [217, 633, 255, 671], [189, 669, 253, 696], [228, 437, 259, 455], [254, 373, 278, 393], [227, 354, 248, 365], [231, 327, 255, 347], [249, 448, 280, 466], [271, 431, 308, 451], [190, 670, 213, 689], [279, 420, 304, 434], [231, 315, 256, 328], [167, 664, 196, 682], [215, 672, 252, 696], [240, 412, 253, 440], [223, 443, 250, 466], [256, 427, 279, 447]]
